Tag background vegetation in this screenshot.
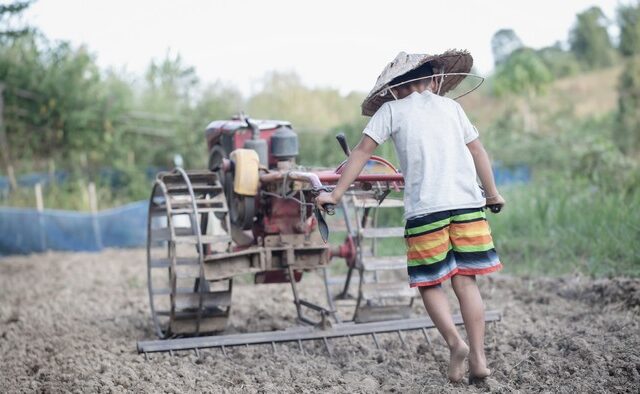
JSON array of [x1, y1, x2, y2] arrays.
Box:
[[0, 1, 638, 276]]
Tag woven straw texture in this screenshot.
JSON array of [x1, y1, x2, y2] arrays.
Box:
[[361, 50, 473, 116]]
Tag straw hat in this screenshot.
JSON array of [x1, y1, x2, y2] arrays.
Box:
[[361, 50, 473, 116]]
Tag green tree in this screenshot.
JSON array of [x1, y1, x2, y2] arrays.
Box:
[[617, 1, 640, 57], [536, 43, 580, 78], [0, 1, 32, 40], [0, 35, 132, 163], [491, 29, 523, 66], [615, 57, 640, 157], [141, 52, 199, 112], [492, 48, 553, 97], [246, 71, 363, 133], [569, 6, 615, 69]]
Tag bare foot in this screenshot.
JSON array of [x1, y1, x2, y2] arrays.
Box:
[[469, 352, 491, 382], [448, 342, 470, 383]]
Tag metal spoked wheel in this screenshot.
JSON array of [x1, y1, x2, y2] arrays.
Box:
[[328, 192, 416, 323], [146, 168, 234, 338]]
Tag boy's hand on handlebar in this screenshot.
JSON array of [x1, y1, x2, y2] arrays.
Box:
[[485, 194, 505, 213], [316, 192, 338, 212]]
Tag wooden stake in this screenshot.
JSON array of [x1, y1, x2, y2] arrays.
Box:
[[35, 182, 46, 251], [35, 182, 43, 212], [88, 182, 102, 250], [7, 164, 17, 191], [88, 182, 98, 213]]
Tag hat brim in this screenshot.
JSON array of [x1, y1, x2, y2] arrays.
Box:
[[361, 50, 473, 116]]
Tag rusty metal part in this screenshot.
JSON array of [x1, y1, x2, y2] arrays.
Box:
[[137, 310, 501, 354], [147, 169, 233, 338]]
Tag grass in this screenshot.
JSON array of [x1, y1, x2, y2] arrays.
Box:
[[355, 178, 640, 278], [488, 179, 640, 277]]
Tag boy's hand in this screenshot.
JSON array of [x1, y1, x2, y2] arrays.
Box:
[[485, 194, 505, 213], [316, 192, 338, 212]]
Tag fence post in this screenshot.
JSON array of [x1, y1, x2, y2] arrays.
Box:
[[88, 182, 103, 250], [35, 182, 46, 252]]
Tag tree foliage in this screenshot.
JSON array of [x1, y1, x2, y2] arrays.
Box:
[[491, 29, 523, 66], [246, 71, 363, 133], [492, 49, 553, 97], [0, 0, 32, 40], [0, 35, 131, 163], [617, 1, 640, 57], [536, 44, 580, 78], [569, 6, 615, 69]]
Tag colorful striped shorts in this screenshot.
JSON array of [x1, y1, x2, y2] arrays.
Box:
[[404, 207, 502, 287]]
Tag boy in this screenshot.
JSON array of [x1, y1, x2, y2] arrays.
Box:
[[316, 51, 505, 383]]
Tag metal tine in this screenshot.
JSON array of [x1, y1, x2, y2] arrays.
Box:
[[371, 333, 381, 350], [397, 330, 407, 348], [194, 347, 200, 359], [144, 352, 149, 361], [346, 334, 353, 344], [169, 349, 174, 357], [221, 345, 227, 357], [298, 339, 305, 355], [322, 337, 333, 357], [421, 327, 432, 345], [271, 341, 277, 353]]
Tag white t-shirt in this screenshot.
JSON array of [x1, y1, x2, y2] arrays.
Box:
[[363, 90, 485, 220]]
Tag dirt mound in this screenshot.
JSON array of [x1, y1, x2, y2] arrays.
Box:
[[569, 278, 640, 310], [1, 250, 639, 393]]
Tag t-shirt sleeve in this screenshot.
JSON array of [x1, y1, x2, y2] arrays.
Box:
[[363, 103, 392, 145], [455, 102, 479, 143]]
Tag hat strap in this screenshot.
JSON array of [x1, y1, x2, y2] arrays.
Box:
[[383, 72, 485, 100]]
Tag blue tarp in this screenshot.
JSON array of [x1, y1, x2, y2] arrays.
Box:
[[0, 165, 530, 256], [0, 201, 148, 256], [493, 165, 531, 186]]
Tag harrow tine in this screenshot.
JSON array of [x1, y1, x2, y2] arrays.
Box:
[[322, 337, 333, 357], [397, 330, 407, 348], [298, 339, 305, 355], [221, 345, 227, 357], [144, 352, 149, 361], [169, 349, 174, 357], [194, 347, 200, 359], [271, 341, 277, 353], [371, 333, 380, 350], [347, 334, 353, 345], [421, 328, 432, 345]]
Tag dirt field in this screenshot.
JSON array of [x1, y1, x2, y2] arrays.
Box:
[[1, 249, 639, 393]]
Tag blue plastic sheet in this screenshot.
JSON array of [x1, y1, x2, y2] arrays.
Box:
[[0, 165, 530, 256], [493, 165, 531, 186], [0, 201, 148, 256]]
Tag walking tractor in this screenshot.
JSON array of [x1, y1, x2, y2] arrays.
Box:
[[136, 115, 500, 356]]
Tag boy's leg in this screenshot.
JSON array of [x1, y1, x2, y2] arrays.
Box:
[[419, 285, 469, 382], [451, 274, 491, 379]]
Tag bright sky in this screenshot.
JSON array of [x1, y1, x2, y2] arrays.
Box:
[[24, 0, 620, 96]]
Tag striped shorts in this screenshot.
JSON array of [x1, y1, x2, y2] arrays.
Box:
[[404, 207, 502, 288]]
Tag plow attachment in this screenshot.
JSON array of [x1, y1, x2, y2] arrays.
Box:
[[137, 310, 501, 356]]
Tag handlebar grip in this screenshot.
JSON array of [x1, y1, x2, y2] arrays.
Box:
[[323, 203, 336, 215], [487, 204, 502, 214], [335, 133, 351, 157]]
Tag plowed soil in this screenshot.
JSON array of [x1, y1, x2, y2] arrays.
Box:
[[1, 249, 639, 393]]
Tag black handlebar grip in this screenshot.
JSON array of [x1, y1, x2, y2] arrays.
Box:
[[487, 204, 502, 214], [335, 133, 351, 157], [323, 203, 336, 215]]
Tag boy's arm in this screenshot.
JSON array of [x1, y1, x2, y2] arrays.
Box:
[[466, 139, 505, 209], [316, 135, 378, 208]]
